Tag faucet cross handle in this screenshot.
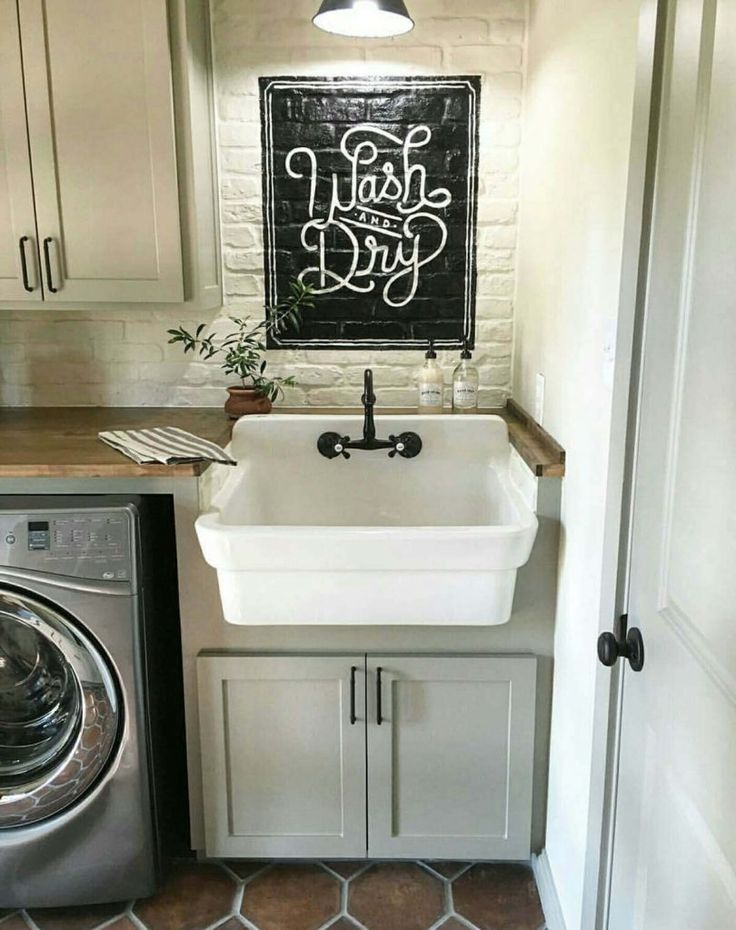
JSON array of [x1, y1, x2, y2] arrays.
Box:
[[317, 432, 352, 459]]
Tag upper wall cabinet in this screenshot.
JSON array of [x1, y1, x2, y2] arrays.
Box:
[[0, 1, 38, 301], [0, 0, 221, 309]]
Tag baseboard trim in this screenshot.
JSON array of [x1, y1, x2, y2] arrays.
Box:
[[532, 850, 568, 930]]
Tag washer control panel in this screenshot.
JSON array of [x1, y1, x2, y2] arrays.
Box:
[[0, 508, 134, 583]]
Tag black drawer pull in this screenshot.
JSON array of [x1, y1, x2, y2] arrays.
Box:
[[376, 666, 383, 725], [349, 666, 357, 725], [19, 237, 33, 292], [43, 237, 58, 293]]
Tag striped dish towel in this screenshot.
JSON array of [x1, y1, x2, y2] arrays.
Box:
[[99, 427, 237, 466]]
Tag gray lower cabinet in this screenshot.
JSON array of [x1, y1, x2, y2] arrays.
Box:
[[197, 655, 367, 858], [367, 655, 537, 860], [197, 653, 536, 860]]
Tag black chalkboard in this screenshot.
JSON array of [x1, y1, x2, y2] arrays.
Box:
[[260, 75, 480, 349]]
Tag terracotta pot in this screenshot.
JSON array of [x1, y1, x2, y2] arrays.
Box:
[[224, 386, 273, 419]]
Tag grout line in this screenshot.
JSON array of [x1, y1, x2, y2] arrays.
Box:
[[443, 873, 454, 920], [89, 905, 135, 930], [448, 914, 478, 930], [312, 867, 348, 930], [20, 913, 40, 930], [232, 880, 245, 921], [319, 863, 353, 882], [338, 870, 349, 918], [346, 915, 371, 930], [427, 912, 450, 930], [443, 870, 484, 930], [418, 861, 451, 880], [200, 915, 235, 930], [126, 909, 148, 930]]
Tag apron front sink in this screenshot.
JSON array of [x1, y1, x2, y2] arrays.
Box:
[[196, 415, 538, 625]]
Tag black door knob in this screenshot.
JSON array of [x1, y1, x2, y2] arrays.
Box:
[[597, 631, 620, 667], [597, 616, 645, 672]]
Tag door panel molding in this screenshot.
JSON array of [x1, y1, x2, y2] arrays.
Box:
[[659, 601, 736, 708], [657, 0, 717, 608]]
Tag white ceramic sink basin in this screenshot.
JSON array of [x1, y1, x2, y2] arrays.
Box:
[[196, 414, 538, 626]]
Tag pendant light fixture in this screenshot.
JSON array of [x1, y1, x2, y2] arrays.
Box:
[[313, 0, 414, 39]]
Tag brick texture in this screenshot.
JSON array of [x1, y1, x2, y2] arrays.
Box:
[[0, 0, 526, 408]]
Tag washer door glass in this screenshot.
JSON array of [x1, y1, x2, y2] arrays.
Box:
[[0, 616, 82, 785], [0, 590, 120, 828]]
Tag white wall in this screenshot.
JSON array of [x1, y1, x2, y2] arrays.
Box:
[[513, 0, 644, 927], [0, 0, 527, 407]]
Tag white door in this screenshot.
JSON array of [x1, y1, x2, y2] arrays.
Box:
[[607, 0, 736, 926], [0, 0, 40, 300], [18, 0, 183, 303]]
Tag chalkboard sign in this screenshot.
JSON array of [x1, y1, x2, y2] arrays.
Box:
[[260, 76, 480, 349]]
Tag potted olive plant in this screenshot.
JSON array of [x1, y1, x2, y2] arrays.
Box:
[[168, 281, 314, 418]]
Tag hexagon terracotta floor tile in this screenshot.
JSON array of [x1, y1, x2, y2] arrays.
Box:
[[133, 862, 237, 930], [349, 863, 445, 930], [241, 864, 340, 930], [1, 859, 546, 930], [453, 864, 545, 930]]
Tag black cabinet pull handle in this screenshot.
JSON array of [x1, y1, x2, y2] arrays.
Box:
[[19, 237, 33, 292], [43, 237, 58, 293], [376, 666, 383, 725], [349, 666, 357, 725]]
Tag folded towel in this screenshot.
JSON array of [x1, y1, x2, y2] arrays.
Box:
[[99, 427, 236, 466]]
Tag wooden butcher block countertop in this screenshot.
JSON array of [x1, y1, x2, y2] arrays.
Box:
[[0, 407, 234, 478], [0, 401, 565, 479]]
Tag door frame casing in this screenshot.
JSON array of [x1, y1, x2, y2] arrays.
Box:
[[579, 1, 668, 927]]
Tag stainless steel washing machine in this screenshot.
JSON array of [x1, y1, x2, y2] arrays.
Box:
[[0, 498, 182, 908]]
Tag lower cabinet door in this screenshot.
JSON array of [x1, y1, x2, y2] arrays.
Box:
[[367, 655, 537, 860], [197, 655, 366, 858]]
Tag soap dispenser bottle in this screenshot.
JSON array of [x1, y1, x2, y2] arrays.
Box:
[[417, 341, 444, 414], [452, 341, 479, 413]]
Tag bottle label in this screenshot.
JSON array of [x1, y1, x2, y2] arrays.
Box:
[[419, 384, 443, 407], [453, 382, 478, 408]]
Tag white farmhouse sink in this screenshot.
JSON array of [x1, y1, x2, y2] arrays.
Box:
[[196, 414, 538, 626]]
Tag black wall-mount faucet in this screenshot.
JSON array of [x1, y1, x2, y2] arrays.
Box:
[[317, 369, 422, 460]]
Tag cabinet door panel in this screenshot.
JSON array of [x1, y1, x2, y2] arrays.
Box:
[[367, 655, 536, 859], [198, 655, 367, 858], [0, 0, 40, 301], [19, 0, 183, 302]]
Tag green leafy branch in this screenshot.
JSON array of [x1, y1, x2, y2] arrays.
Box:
[[167, 280, 315, 402]]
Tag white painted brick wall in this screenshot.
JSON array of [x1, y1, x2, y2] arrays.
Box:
[[0, 0, 526, 408]]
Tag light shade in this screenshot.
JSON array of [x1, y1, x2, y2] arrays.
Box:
[[313, 0, 414, 38]]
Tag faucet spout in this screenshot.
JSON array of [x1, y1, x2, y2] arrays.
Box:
[[362, 369, 376, 442]]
